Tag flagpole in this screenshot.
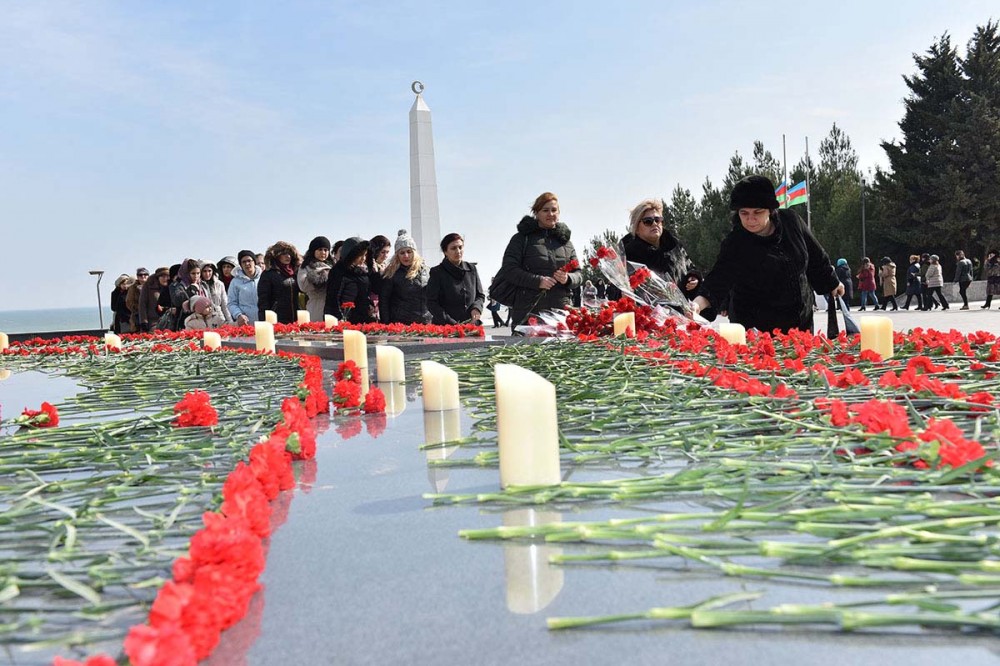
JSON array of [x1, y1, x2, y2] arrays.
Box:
[[782, 134, 788, 198], [804, 136, 812, 229]]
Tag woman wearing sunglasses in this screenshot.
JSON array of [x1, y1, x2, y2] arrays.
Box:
[[622, 199, 698, 287]]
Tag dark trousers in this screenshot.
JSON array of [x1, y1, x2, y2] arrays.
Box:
[[959, 280, 971, 307], [927, 286, 949, 309]]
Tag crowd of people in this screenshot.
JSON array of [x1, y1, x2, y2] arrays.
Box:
[[108, 177, 1000, 337]]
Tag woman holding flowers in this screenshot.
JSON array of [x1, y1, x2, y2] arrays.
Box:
[[427, 232, 485, 325], [693, 175, 842, 333], [496, 192, 582, 329], [325, 236, 375, 324]]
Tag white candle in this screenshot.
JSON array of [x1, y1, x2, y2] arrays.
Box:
[[503, 508, 564, 614], [254, 321, 275, 353], [296, 310, 310, 324], [264, 310, 278, 324], [421, 360, 460, 411], [324, 314, 338, 330], [0, 369, 10, 381], [0, 332, 8, 351], [494, 364, 560, 488], [375, 345, 405, 382], [718, 322, 747, 346], [377, 381, 407, 417], [613, 312, 635, 338], [203, 331, 222, 350], [104, 332, 122, 350], [860, 315, 894, 359], [343, 329, 368, 368]]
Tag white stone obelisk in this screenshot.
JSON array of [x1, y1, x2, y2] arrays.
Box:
[[409, 81, 442, 264]]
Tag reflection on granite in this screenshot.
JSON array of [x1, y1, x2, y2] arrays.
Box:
[[207, 400, 1000, 666]]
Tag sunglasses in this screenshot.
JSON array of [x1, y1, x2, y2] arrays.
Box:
[[640, 216, 664, 226]]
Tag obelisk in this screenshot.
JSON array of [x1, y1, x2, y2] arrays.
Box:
[[409, 81, 441, 263]]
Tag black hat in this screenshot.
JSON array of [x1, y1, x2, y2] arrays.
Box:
[[730, 175, 780, 210], [338, 236, 370, 265], [237, 250, 256, 263], [307, 236, 332, 256]]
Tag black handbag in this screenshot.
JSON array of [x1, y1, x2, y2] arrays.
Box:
[[488, 273, 519, 307]]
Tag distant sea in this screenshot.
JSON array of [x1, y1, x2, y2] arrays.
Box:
[[0, 307, 114, 334]]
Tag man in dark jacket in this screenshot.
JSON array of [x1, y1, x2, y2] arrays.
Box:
[[693, 175, 843, 333]]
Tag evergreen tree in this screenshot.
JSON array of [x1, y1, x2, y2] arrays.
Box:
[[878, 33, 964, 250]]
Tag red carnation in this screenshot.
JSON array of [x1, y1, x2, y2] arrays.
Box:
[[558, 259, 580, 273], [595, 246, 617, 260], [18, 401, 59, 428], [363, 386, 386, 413], [53, 656, 117, 666], [333, 379, 363, 411], [334, 360, 363, 384], [628, 267, 651, 289], [173, 390, 219, 427]]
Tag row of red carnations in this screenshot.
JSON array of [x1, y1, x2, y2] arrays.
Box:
[[573, 298, 997, 473], [49, 347, 333, 666]]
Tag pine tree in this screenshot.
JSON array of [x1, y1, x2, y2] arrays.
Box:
[[879, 33, 964, 249]]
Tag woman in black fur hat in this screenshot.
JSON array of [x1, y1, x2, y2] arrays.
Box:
[[692, 175, 842, 333]]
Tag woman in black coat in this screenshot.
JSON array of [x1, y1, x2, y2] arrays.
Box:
[[426, 233, 485, 325], [496, 192, 582, 328], [693, 175, 843, 333], [257, 241, 301, 324], [380, 230, 431, 324], [325, 236, 376, 324]]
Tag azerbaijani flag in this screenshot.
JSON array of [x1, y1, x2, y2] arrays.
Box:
[[774, 179, 788, 207], [786, 180, 808, 207]]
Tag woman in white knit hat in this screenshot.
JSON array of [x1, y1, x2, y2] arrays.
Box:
[[380, 229, 432, 324]]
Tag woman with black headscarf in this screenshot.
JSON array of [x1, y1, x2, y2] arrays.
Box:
[[325, 236, 375, 324], [693, 175, 843, 333]]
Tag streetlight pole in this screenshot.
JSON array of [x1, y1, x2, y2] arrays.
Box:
[[861, 178, 867, 259], [89, 270, 105, 330]]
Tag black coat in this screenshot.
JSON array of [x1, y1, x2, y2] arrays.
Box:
[[835, 264, 854, 300], [499, 216, 582, 326], [325, 264, 375, 324], [257, 267, 300, 324], [621, 230, 693, 286], [704, 209, 839, 333], [380, 265, 431, 325], [426, 259, 484, 325]]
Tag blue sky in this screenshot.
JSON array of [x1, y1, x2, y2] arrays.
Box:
[[0, 1, 996, 311]]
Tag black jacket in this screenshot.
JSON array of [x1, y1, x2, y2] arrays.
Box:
[[499, 216, 582, 326], [257, 267, 300, 324], [427, 259, 484, 325], [325, 264, 375, 324], [704, 209, 839, 333], [380, 265, 432, 324], [621, 229, 693, 286]]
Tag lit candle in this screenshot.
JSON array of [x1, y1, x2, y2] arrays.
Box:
[[718, 322, 747, 346], [0, 332, 8, 351], [377, 381, 407, 416], [254, 321, 275, 353], [264, 310, 278, 324], [503, 508, 564, 614], [324, 314, 338, 329], [296, 310, 310, 324], [613, 312, 635, 338], [104, 332, 122, 350], [494, 364, 560, 488], [203, 331, 222, 350], [343, 329, 368, 368], [375, 345, 405, 382], [859, 315, 894, 359], [421, 360, 460, 411]]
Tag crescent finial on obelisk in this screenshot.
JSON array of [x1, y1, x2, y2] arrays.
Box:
[[411, 81, 424, 95]]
